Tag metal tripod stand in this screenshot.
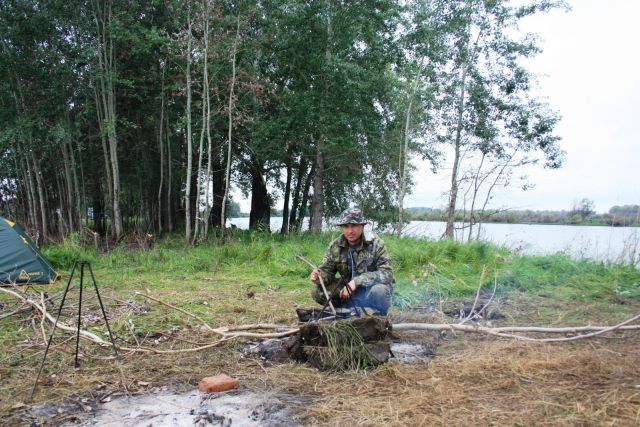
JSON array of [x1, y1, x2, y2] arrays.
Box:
[[30, 260, 124, 400]]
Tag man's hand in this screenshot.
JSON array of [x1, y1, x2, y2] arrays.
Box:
[[339, 280, 356, 299], [310, 268, 322, 285]]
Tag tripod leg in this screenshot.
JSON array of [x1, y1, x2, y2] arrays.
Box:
[[87, 263, 129, 396], [30, 261, 79, 401], [74, 263, 85, 368], [315, 293, 334, 321], [87, 263, 121, 361]]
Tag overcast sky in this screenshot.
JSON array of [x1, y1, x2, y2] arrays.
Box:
[[406, 0, 640, 213]]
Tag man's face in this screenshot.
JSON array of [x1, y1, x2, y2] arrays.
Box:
[[341, 223, 364, 245]]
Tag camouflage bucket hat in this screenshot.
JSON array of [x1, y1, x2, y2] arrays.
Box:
[[336, 208, 368, 226]]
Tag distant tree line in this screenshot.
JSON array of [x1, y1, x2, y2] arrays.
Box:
[[406, 204, 640, 227], [0, 0, 565, 244]]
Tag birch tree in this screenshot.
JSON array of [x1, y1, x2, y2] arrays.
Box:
[[423, 0, 565, 239], [91, 0, 123, 240], [220, 15, 240, 238], [184, 0, 194, 245]]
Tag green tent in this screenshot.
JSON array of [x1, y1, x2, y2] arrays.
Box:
[[0, 216, 60, 284]]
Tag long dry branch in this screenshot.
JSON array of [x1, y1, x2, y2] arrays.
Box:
[[134, 291, 217, 333], [134, 293, 300, 339], [4, 287, 639, 354], [0, 287, 298, 355], [0, 304, 31, 320], [0, 286, 110, 345], [394, 313, 640, 342]]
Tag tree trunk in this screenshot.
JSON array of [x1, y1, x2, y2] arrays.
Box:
[[210, 160, 224, 230], [69, 140, 87, 229], [192, 0, 212, 244], [445, 65, 468, 239], [249, 162, 270, 231], [165, 107, 173, 232], [65, 111, 82, 230], [220, 16, 240, 237], [202, 0, 213, 240], [92, 0, 122, 240], [30, 151, 48, 240], [445, 19, 485, 240], [310, 4, 332, 235], [280, 160, 292, 234], [184, 1, 193, 245], [92, 179, 105, 235], [108, 120, 122, 240], [397, 59, 424, 237], [157, 61, 165, 232], [61, 138, 75, 231], [55, 174, 67, 239], [192, 83, 206, 244], [397, 106, 411, 237], [93, 85, 114, 237], [69, 138, 82, 230], [288, 157, 307, 233], [11, 152, 23, 222], [22, 152, 38, 233], [298, 163, 314, 232], [310, 139, 325, 234]]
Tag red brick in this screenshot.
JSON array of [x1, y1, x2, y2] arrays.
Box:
[[198, 374, 240, 393]]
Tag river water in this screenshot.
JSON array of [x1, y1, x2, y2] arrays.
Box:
[[228, 217, 640, 266]]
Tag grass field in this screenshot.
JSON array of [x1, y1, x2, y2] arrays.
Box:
[[1, 230, 639, 425]]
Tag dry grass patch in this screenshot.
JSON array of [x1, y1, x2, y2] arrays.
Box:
[[268, 337, 640, 426], [2, 278, 639, 426]]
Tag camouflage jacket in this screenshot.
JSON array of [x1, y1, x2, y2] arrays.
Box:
[[318, 230, 394, 288]]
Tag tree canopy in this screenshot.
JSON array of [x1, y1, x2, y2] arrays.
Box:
[[0, 0, 565, 242]]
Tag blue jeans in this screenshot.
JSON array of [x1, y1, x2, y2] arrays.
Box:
[[312, 280, 392, 315], [348, 283, 392, 315]]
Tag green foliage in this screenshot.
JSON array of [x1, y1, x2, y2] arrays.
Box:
[[38, 232, 640, 310], [42, 233, 97, 269], [0, 0, 569, 240], [386, 235, 640, 307]]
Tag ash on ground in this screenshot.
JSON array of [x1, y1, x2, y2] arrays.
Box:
[[62, 389, 294, 427], [390, 342, 435, 362]]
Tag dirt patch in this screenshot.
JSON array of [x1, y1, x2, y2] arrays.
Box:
[[25, 388, 295, 427]]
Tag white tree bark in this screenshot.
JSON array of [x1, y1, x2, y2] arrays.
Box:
[[184, 0, 194, 245], [220, 16, 240, 237]]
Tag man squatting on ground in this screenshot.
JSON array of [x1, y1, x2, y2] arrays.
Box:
[[310, 208, 395, 315]]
